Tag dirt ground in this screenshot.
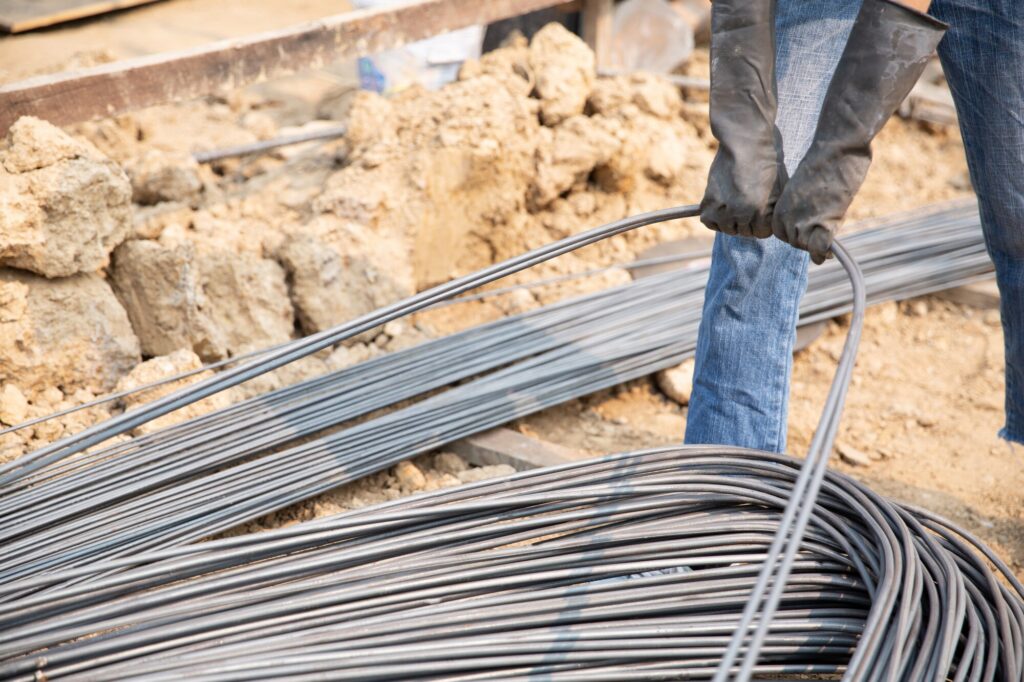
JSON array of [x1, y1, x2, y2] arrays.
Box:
[[2, 5, 1020, 577]]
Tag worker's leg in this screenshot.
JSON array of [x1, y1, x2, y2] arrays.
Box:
[[685, 0, 862, 452], [932, 0, 1024, 444]]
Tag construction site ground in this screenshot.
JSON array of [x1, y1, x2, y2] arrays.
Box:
[[2, 3, 1021, 579]]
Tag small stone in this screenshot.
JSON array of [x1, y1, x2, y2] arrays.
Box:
[[875, 301, 899, 325], [984, 310, 1002, 327], [37, 386, 64, 408], [0, 270, 139, 393], [393, 460, 427, 491], [0, 384, 29, 426], [656, 358, 696, 406], [457, 464, 517, 484], [836, 442, 872, 467], [325, 343, 379, 372], [437, 472, 463, 488], [875, 446, 896, 460], [907, 300, 929, 317], [127, 150, 203, 206], [383, 320, 407, 338], [434, 452, 469, 476], [275, 233, 381, 342], [916, 414, 938, 428], [0, 432, 25, 463]]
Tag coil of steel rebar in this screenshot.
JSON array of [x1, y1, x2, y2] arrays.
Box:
[[1, 446, 1021, 681]]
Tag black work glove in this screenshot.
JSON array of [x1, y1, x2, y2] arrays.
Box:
[[700, 0, 785, 239], [772, 0, 948, 264]]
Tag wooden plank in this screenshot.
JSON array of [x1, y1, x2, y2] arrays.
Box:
[[581, 0, 613, 69], [450, 428, 584, 472], [0, 0, 579, 135], [0, 0, 162, 34]]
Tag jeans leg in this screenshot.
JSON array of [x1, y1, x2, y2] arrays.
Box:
[[685, 0, 862, 452], [932, 0, 1024, 444]]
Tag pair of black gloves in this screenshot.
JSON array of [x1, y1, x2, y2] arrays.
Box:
[[700, 0, 948, 263]]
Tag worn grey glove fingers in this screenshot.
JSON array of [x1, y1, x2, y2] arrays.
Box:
[[700, 157, 782, 238], [771, 179, 842, 264], [700, 201, 772, 238], [806, 225, 834, 265], [699, 0, 781, 241]]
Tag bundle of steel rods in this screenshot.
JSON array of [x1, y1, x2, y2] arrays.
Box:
[[0, 201, 993, 588], [0, 199, 1017, 681], [1, 446, 1021, 680]]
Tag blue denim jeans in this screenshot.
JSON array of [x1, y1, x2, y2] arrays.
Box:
[[685, 0, 1024, 452]]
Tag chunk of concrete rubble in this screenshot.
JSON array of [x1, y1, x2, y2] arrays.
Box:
[[0, 117, 131, 277], [836, 442, 873, 467], [630, 73, 684, 119], [656, 357, 695, 406], [531, 115, 621, 208], [275, 233, 379, 341], [110, 240, 225, 359], [126, 150, 203, 206], [393, 460, 427, 491], [0, 269, 140, 393], [197, 250, 294, 356], [110, 240, 294, 361], [0, 383, 29, 426], [457, 463, 517, 484], [529, 23, 596, 125], [459, 33, 535, 98], [116, 349, 238, 436], [433, 452, 469, 476]]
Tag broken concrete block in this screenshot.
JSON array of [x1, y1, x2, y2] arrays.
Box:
[[0, 269, 140, 393], [531, 115, 621, 208], [433, 452, 469, 476], [529, 23, 596, 126], [127, 149, 203, 206], [110, 240, 294, 361], [0, 117, 131, 278], [0, 383, 29, 426], [393, 460, 427, 491], [110, 240, 226, 360], [198, 251, 294, 355], [656, 357, 695, 406], [276, 232, 378, 341]]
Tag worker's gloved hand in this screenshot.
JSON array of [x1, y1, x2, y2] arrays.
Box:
[[772, 0, 947, 264], [700, 0, 784, 239]]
